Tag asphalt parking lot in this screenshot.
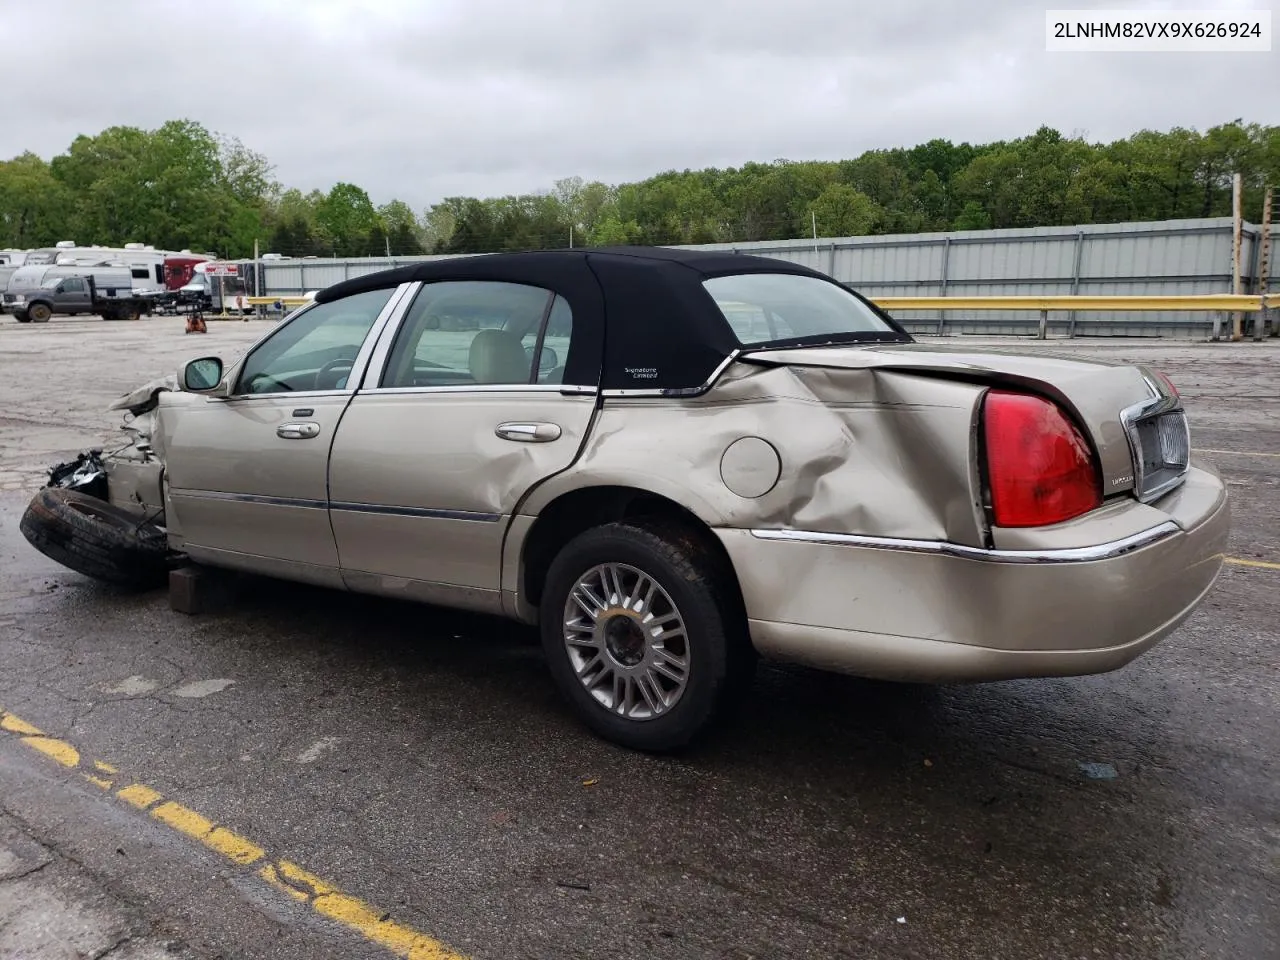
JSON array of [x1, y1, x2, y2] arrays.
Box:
[[1, 314, 1277, 960]]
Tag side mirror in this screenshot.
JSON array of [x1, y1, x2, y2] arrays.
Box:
[[183, 356, 225, 392], [526, 344, 559, 372]]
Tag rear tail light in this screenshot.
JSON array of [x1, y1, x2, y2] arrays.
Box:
[[1152, 369, 1179, 398], [982, 390, 1102, 527]]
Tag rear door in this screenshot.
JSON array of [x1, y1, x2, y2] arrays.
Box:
[[161, 285, 410, 584], [327, 279, 596, 607]]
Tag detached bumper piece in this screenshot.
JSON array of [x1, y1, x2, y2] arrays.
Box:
[[20, 464, 180, 590]]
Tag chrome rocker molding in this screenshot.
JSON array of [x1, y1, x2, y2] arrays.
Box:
[[748, 521, 1182, 564]]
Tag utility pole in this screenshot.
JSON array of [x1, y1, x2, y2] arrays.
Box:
[[1257, 186, 1274, 341], [1231, 172, 1243, 341], [812, 210, 818, 252]]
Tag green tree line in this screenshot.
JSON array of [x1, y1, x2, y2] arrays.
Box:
[[1, 119, 1275, 259]]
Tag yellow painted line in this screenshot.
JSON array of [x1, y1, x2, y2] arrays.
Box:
[[151, 800, 216, 840], [117, 783, 164, 810], [277, 859, 336, 896], [204, 827, 266, 865], [1226, 557, 1280, 570], [0, 705, 468, 959], [1196, 449, 1280, 459], [1, 713, 44, 736], [24, 736, 80, 768], [260, 864, 310, 902]]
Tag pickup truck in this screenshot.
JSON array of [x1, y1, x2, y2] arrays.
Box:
[[5, 267, 155, 323]]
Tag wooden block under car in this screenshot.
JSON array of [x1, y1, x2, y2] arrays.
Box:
[[169, 565, 233, 614]]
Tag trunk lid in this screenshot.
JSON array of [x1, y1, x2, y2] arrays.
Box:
[[739, 342, 1186, 501]]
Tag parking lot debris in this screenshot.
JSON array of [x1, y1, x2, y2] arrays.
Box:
[[1078, 762, 1119, 780]]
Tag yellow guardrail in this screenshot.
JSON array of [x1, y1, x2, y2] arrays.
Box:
[[870, 292, 1279, 340], [243, 295, 312, 307], [872, 294, 1280, 311]]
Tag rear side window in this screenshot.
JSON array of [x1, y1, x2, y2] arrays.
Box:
[[702, 273, 897, 347], [381, 281, 572, 388]]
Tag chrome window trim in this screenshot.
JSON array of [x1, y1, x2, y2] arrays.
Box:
[[602, 350, 741, 398], [1120, 391, 1189, 504], [359, 281, 595, 395], [205, 389, 354, 404], [360, 281, 422, 390], [221, 283, 416, 400], [747, 521, 1181, 564], [359, 384, 598, 397]]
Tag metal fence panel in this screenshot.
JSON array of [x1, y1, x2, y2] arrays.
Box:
[[258, 216, 1274, 338]]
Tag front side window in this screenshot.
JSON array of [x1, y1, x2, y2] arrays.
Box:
[[63, 278, 85, 292], [382, 281, 572, 388], [702, 273, 902, 348], [236, 287, 392, 394]]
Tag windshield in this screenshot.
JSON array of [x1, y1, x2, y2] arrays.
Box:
[[40, 277, 62, 289], [702, 273, 905, 348]]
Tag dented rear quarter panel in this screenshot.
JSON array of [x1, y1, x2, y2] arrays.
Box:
[[520, 363, 991, 546]]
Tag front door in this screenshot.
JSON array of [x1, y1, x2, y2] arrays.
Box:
[[58, 277, 93, 313], [160, 286, 405, 584], [327, 280, 596, 608]]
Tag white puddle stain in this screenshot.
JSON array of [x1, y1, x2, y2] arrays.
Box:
[[296, 737, 341, 764], [103, 676, 160, 696], [170, 679, 236, 699]]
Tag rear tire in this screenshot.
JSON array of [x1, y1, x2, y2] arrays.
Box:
[[540, 521, 754, 752], [28, 302, 52, 323], [19, 488, 174, 590]]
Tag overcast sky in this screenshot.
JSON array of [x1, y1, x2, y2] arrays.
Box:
[[1, 0, 1274, 210]]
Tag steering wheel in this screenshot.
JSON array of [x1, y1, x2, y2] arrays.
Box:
[[245, 372, 293, 393], [315, 358, 355, 391]]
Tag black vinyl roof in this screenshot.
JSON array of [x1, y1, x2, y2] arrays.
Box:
[[315, 247, 859, 392]]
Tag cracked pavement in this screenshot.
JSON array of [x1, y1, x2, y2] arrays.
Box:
[[0, 315, 1277, 959]]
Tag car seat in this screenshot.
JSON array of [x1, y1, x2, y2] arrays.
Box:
[[469, 329, 529, 384]]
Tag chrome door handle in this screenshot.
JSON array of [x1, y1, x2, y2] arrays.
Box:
[[277, 421, 320, 440], [495, 422, 562, 442]]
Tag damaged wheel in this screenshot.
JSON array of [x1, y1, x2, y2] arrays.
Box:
[[19, 488, 175, 589]]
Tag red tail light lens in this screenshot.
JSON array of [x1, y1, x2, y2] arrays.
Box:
[[983, 390, 1102, 527], [1153, 369, 1179, 397]]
